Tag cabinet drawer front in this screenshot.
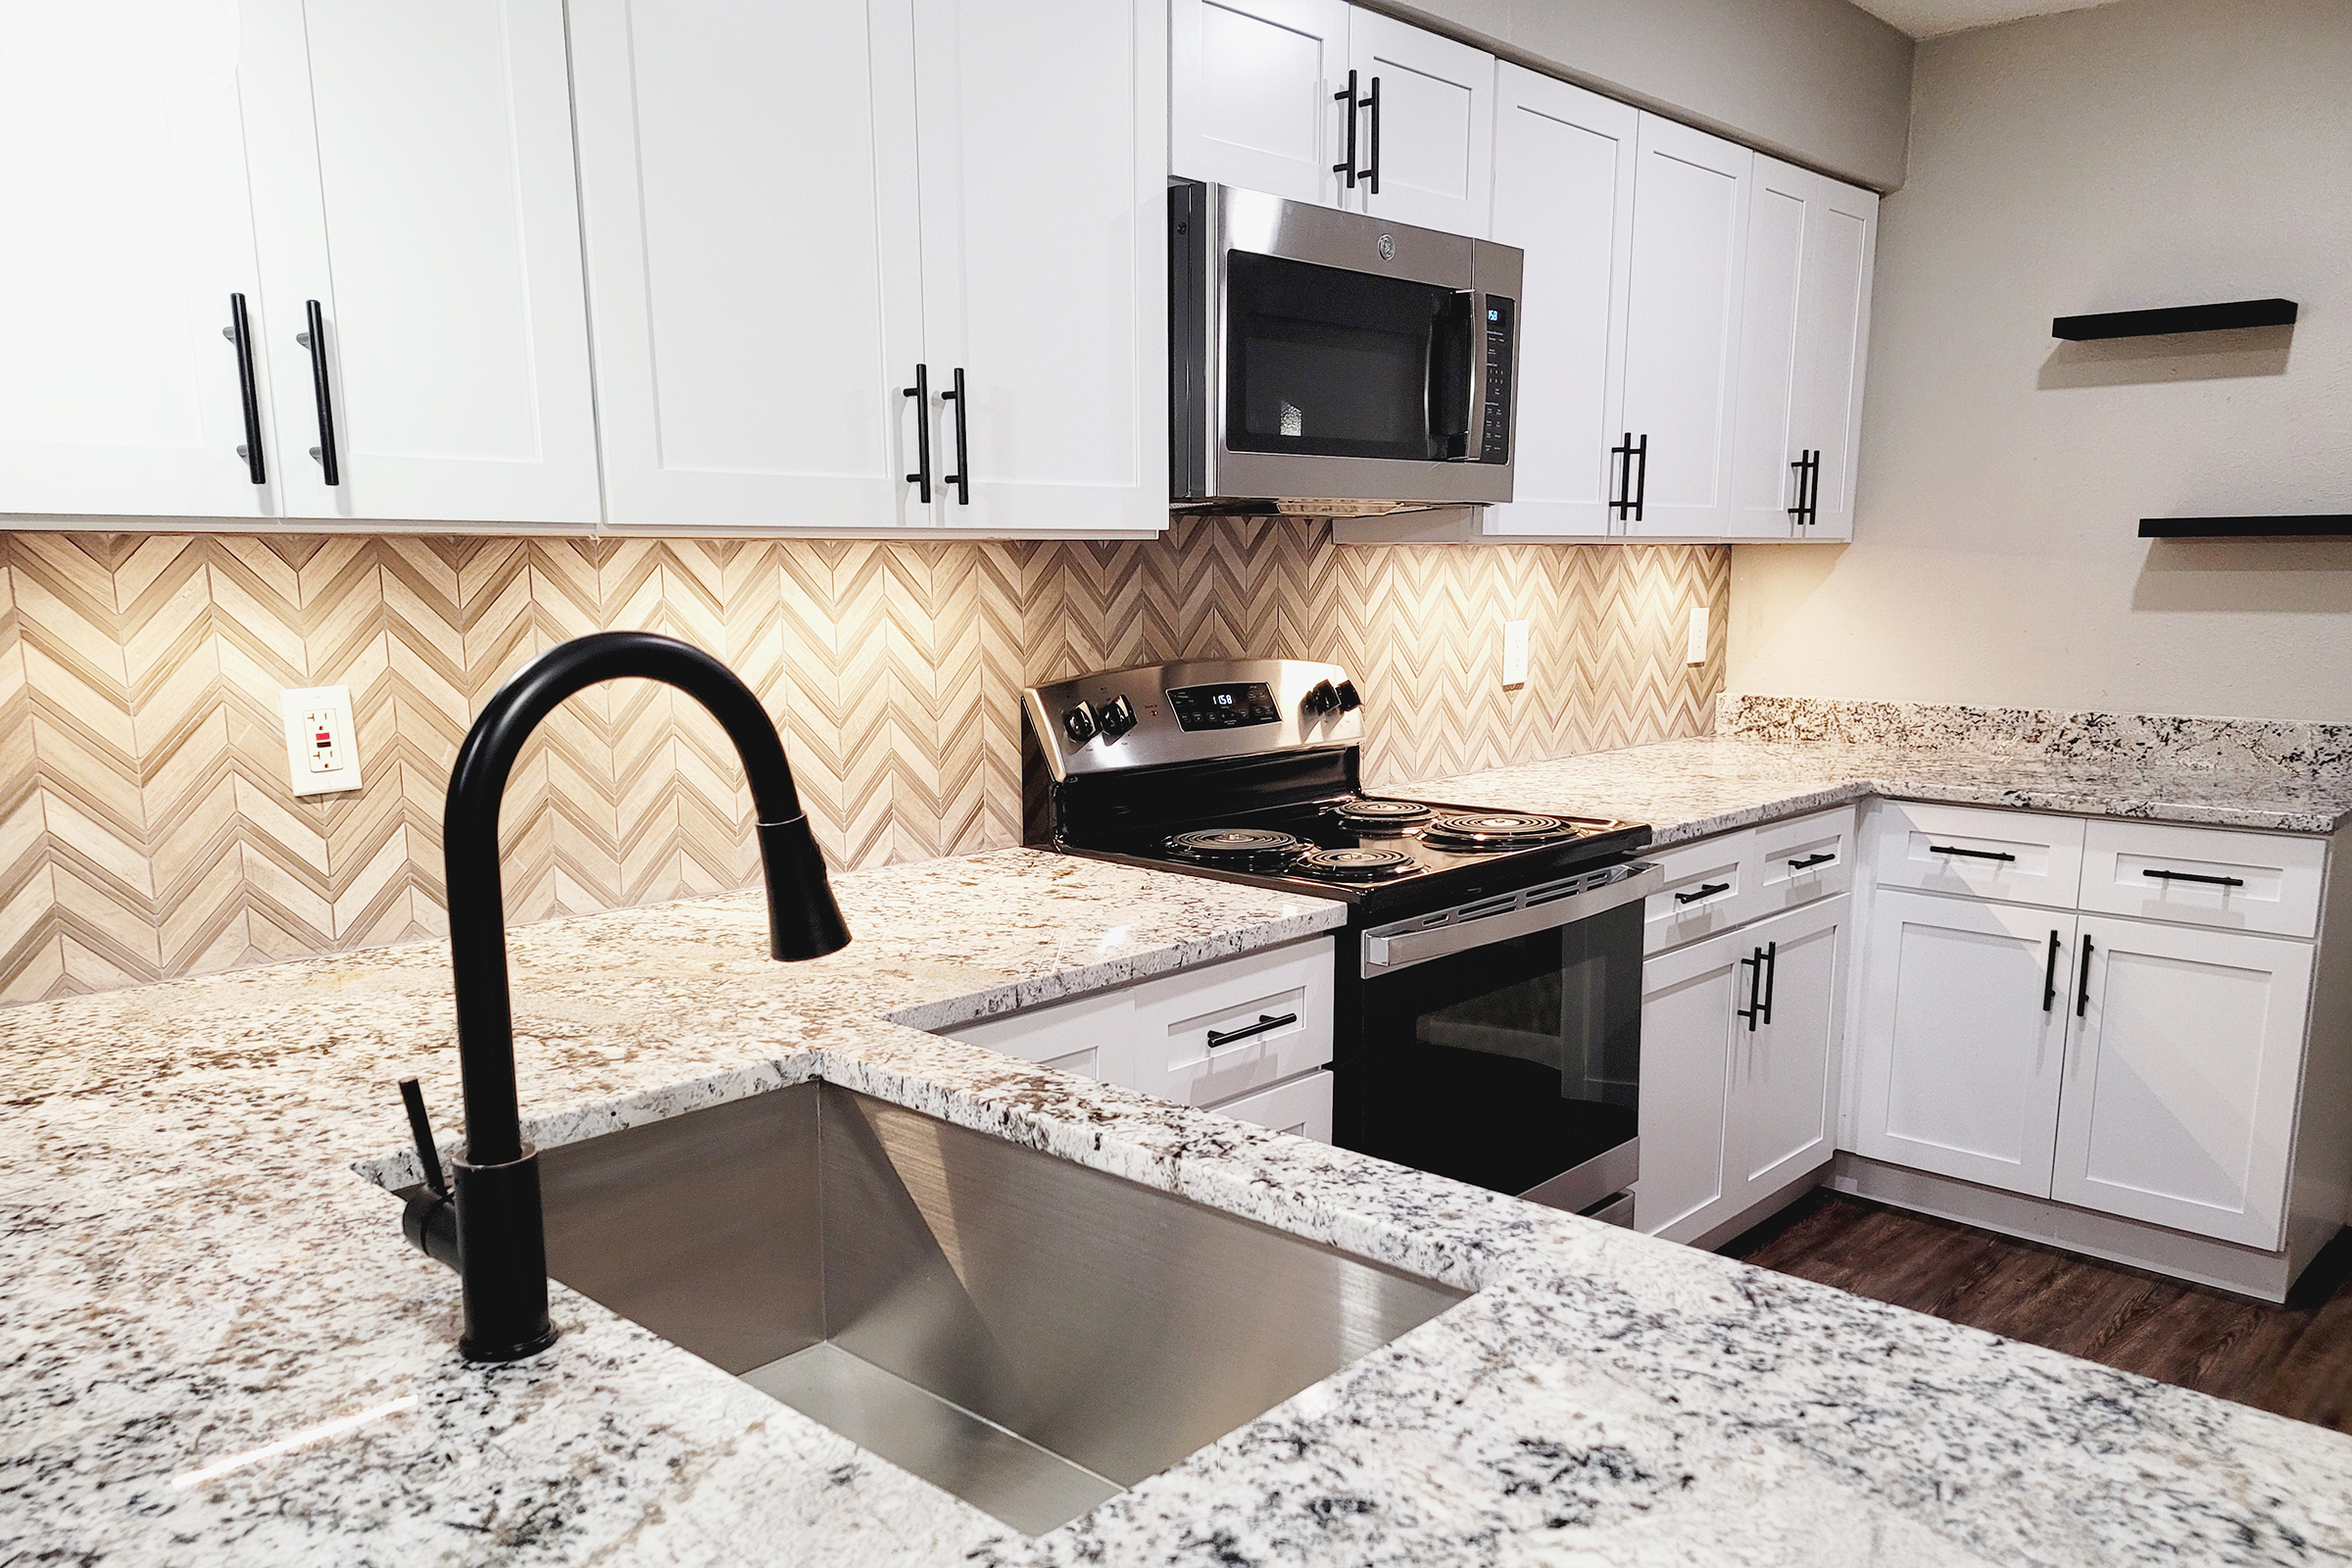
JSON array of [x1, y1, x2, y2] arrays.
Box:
[[2078, 821, 2325, 939], [1874, 803, 2085, 908], [1754, 808, 1855, 914], [1209, 1071, 1334, 1143], [1128, 938, 1335, 1106], [1644, 828, 1758, 952], [944, 987, 1126, 1078]]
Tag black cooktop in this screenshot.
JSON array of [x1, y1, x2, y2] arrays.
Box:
[[1070, 793, 1650, 913]]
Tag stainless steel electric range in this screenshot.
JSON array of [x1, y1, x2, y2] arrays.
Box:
[[1024, 658, 1660, 1222]]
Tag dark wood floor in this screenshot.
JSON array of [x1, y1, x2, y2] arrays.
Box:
[[1722, 1191, 2352, 1432]]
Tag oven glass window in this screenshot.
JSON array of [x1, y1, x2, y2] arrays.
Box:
[[1224, 251, 1472, 461], [1341, 901, 1642, 1202]]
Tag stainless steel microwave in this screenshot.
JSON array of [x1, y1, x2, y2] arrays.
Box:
[[1168, 180, 1522, 514]]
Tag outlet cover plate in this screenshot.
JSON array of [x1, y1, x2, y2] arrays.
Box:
[[1686, 607, 1710, 666], [1502, 619, 1530, 687], [280, 685, 362, 796]]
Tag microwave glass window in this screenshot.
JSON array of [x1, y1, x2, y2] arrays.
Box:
[[1224, 252, 1473, 462]]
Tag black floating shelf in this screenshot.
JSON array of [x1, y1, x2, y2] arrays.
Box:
[[2053, 298, 2298, 340], [2139, 515, 2352, 538]]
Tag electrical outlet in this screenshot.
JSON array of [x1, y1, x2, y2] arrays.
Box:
[[1502, 618, 1530, 687], [280, 685, 362, 796], [1687, 607, 1710, 665]]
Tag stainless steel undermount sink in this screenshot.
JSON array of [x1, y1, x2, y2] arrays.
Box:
[[530, 1082, 1468, 1535]]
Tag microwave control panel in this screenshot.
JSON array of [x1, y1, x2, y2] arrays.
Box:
[[1480, 295, 1515, 464]]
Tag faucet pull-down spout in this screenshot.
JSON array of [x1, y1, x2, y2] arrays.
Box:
[[405, 631, 851, 1362]]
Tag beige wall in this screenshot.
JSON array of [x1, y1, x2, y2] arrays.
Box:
[[1374, 0, 1916, 189], [0, 522, 1726, 1003], [1731, 0, 2352, 721]]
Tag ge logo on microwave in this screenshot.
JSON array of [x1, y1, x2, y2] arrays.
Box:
[[1376, 234, 1396, 262]]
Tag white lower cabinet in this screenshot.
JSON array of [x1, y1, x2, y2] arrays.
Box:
[[1850, 889, 2072, 1198], [1638, 895, 1847, 1244], [2052, 915, 2313, 1249], [940, 936, 1336, 1141]]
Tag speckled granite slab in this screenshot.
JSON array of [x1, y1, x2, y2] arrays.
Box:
[[4, 847, 2348, 1566], [1409, 697, 2352, 845]]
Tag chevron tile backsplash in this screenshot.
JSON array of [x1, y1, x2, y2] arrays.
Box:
[[0, 519, 1727, 1002]]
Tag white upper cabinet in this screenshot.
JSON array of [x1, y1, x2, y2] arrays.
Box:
[[909, 0, 1169, 534], [1729, 156, 1877, 540], [1481, 68, 1635, 539], [2053, 916, 2311, 1250], [0, 3, 284, 519], [1169, 0, 1353, 207], [1617, 116, 1749, 539], [240, 0, 600, 525], [570, 0, 925, 531], [1345, 10, 1494, 237]]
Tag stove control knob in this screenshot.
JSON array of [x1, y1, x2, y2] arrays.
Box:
[[1098, 694, 1138, 742], [1334, 679, 1361, 712], [1301, 679, 1340, 716], [1061, 701, 1099, 746]]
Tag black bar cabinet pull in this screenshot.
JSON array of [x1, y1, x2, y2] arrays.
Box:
[[1757, 940, 1779, 1025], [1207, 1012, 1298, 1050], [941, 367, 969, 505], [1364, 74, 1381, 195], [2142, 867, 2245, 889], [1788, 852, 1836, 871], [2042, 930, 2062, 1012], [1610, 433, 1647, 522], [1609, 433, 1633, 519], [1788, 450, 1819, 527], [224, 293, 266, 484], [1676, 881, 1731, 906], [903, 364, 932, 503], [1332, 71, 1360, 187], [1930, 844, 2017, 863], [1631, 432, 1648, 521], [1737, 950, 1763, 1031], [298, 299, 339, 485], [2076, 934, 2094, 1018]]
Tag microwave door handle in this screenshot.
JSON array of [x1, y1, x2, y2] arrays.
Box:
[[1427, 292, 1475, 461]]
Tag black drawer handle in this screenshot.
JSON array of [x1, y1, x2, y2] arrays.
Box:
[[1787, 852, 1836, 870], [903, 363, 932, 503], [298, 299, 339, 485], [2042, 930, 2062, 1012], [1930, 844, 2017, 863], [1207, 1012, 1298, 1050], [2077, 934, 2094, 1018], [1675, 881, 1731, 906], [224, 293, 266, 484], [2142, 867, 2245, 889]]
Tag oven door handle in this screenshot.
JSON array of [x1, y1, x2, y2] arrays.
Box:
[[1361, 863, 1662, 977]]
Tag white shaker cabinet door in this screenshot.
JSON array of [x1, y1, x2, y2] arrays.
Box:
[[1729, 156, 1877, 541], [1728, 897, 1847, 1211], [1346, 9, 1494, 237], [2052, 917, 2311, 1250], [0, 4, 284, 519], [1851, 890, 2074, 1198], [1637, 927, 1745, 1242], [909, 0, 1169, 534], [1169, 0, 1353, 209], [1618, 116, 1749, 539], [1481, 67, 1635, 539], [240, 0, 600, 525], [570, 0, 925, 531]]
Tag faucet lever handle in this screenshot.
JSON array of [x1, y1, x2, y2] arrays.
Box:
[[399, 1077, 448, 1199]]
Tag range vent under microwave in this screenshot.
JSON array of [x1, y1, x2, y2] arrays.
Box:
[[1169, 180, 1521, 514]]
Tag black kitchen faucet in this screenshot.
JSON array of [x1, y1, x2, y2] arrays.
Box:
[[398, 631, 851, 1362]]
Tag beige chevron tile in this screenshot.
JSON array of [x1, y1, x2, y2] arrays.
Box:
[[45, 853, 162, 976]]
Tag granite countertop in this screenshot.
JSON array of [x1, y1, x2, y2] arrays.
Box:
[[6, 843, 2349, 1566], [1409, 697, 2352, 844]]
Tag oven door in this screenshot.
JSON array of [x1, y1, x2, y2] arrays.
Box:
[[1339, 866, 1655, 1212]]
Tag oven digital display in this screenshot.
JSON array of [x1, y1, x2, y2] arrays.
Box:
[[1166, 681, 1280, 731]]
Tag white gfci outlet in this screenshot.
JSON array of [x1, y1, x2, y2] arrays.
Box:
[[1501, 618, 1530, 687], [280, 685, 362, 796], [1686, 606, 1710, 665]]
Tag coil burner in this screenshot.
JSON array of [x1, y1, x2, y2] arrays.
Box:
[[1421, 812, 1576, 851], [1163, 827, 1306, 869], [1332, 799, 1438, 832], [1294, 846, 1416, 882]]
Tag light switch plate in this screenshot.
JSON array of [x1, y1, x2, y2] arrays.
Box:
[[280, 685, 362, 796], [1501, 619, 1530, 687], [1686, 607, 1710, 666]]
